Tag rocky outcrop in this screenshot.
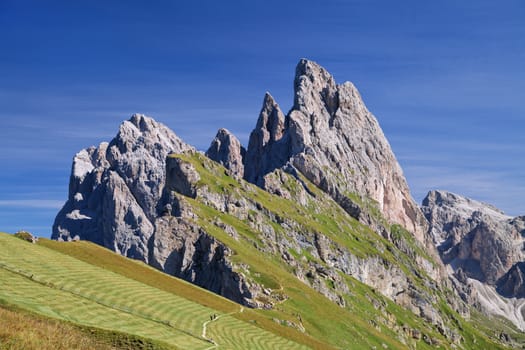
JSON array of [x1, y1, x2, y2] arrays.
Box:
[[243, 92, 288, 186], [206, 128, 245, 178], [422, 189, 525, 329], [242, 59, 429, 246], [150, 214, 254, 305], [53, 116, 263, 306], [165, 155, 200, 198], [497, 262, 525, 298], [14, 230, 38, 243], [422, 190, 525, 286], [53, 114, 193, 259]]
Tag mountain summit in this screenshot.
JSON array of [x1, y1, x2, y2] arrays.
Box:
[[213, 59, 429, 244]]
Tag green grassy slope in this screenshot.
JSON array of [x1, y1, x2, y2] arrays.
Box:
[[39, 232, 424, 349], [162, 152, 517, 350], [38, 238, 329, 349], [0, 233, 307, 350]]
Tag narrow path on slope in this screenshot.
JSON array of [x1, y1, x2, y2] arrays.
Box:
[[202, 306, 244, 349]]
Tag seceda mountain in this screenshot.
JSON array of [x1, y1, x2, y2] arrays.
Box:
[[53, 59, 525, 347]]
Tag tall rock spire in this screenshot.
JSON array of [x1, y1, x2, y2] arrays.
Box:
[[243, 92, 289, 186], [243, 59, 429, 245], [206, 128, 246, 178], [293, 58, 339, 117]]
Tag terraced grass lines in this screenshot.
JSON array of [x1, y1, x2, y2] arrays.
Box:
[[40, 239, 328, 349], [38, 238, 241, 314], [0, 238, 210, 337], [0, 233, 308, 349], [0, 268, 198, 349], [207, 313, 299, 350]]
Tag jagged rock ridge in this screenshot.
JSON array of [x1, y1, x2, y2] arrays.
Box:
[[210, 59, 429, 247], [205, 128, 245, 178], [423, 190, 525, 287], [53, 114, 191, 258], [422, 189, 525, 329], [53, 114, 256, 305]]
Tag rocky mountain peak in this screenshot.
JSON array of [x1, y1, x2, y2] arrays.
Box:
[[422, 190, 525, 286], [293, 58, 339, 116], [422, 190, 525, 328], [241, 59, 429, 245], [205, 128, 245, 178], [243, 92, 288, 185], [129, 113, 154, 131], [258, 92, 286, 142], [54, 115, 261, 306], [423, 190, 508, 217], [110, 114, 189, 156], [53, 114, 193, 258], [423, 190, 513, 246]]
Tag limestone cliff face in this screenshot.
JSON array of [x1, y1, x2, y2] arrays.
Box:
[[54, 60, 439, 309], [422, 190, 525, 328], [422, 190, 525, 286], [240, 59, 428, 244], [51, 59, 525, 340], [160, 153, 449, 324], [53, 114, 191, 259], [243, 92, 288, 186], [498, 262, 525, 298], [150, 215, 253, 304], [53, 114, 260, 306]]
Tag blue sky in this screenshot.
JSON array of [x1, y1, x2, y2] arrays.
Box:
[[1, 0, 524, 237]]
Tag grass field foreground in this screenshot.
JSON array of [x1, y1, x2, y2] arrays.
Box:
[[0, 233, 308, 350], [0, 304, 115, 350], [0, 301, 176, 350]]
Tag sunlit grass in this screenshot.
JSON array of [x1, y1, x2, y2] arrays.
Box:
[[0, 233, 307, 350]]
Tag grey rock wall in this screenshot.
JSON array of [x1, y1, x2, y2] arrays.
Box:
[[422, 190, 525, 287], [206, 128, 245, 179], [237, 59, 430, 246]]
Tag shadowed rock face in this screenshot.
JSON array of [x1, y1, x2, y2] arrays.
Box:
[[243, 92, 288, 186], [497, 262, 525, 298], [149, 215, 253, 304], [422, 190, 525, 329], [422, 190, 525, 290], [52, 114, 192, 260]]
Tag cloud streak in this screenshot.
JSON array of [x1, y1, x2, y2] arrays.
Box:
[[0, 200, 64, 209]]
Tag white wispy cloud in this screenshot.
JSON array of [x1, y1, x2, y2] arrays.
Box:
[[0, 200, 64, 209]]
